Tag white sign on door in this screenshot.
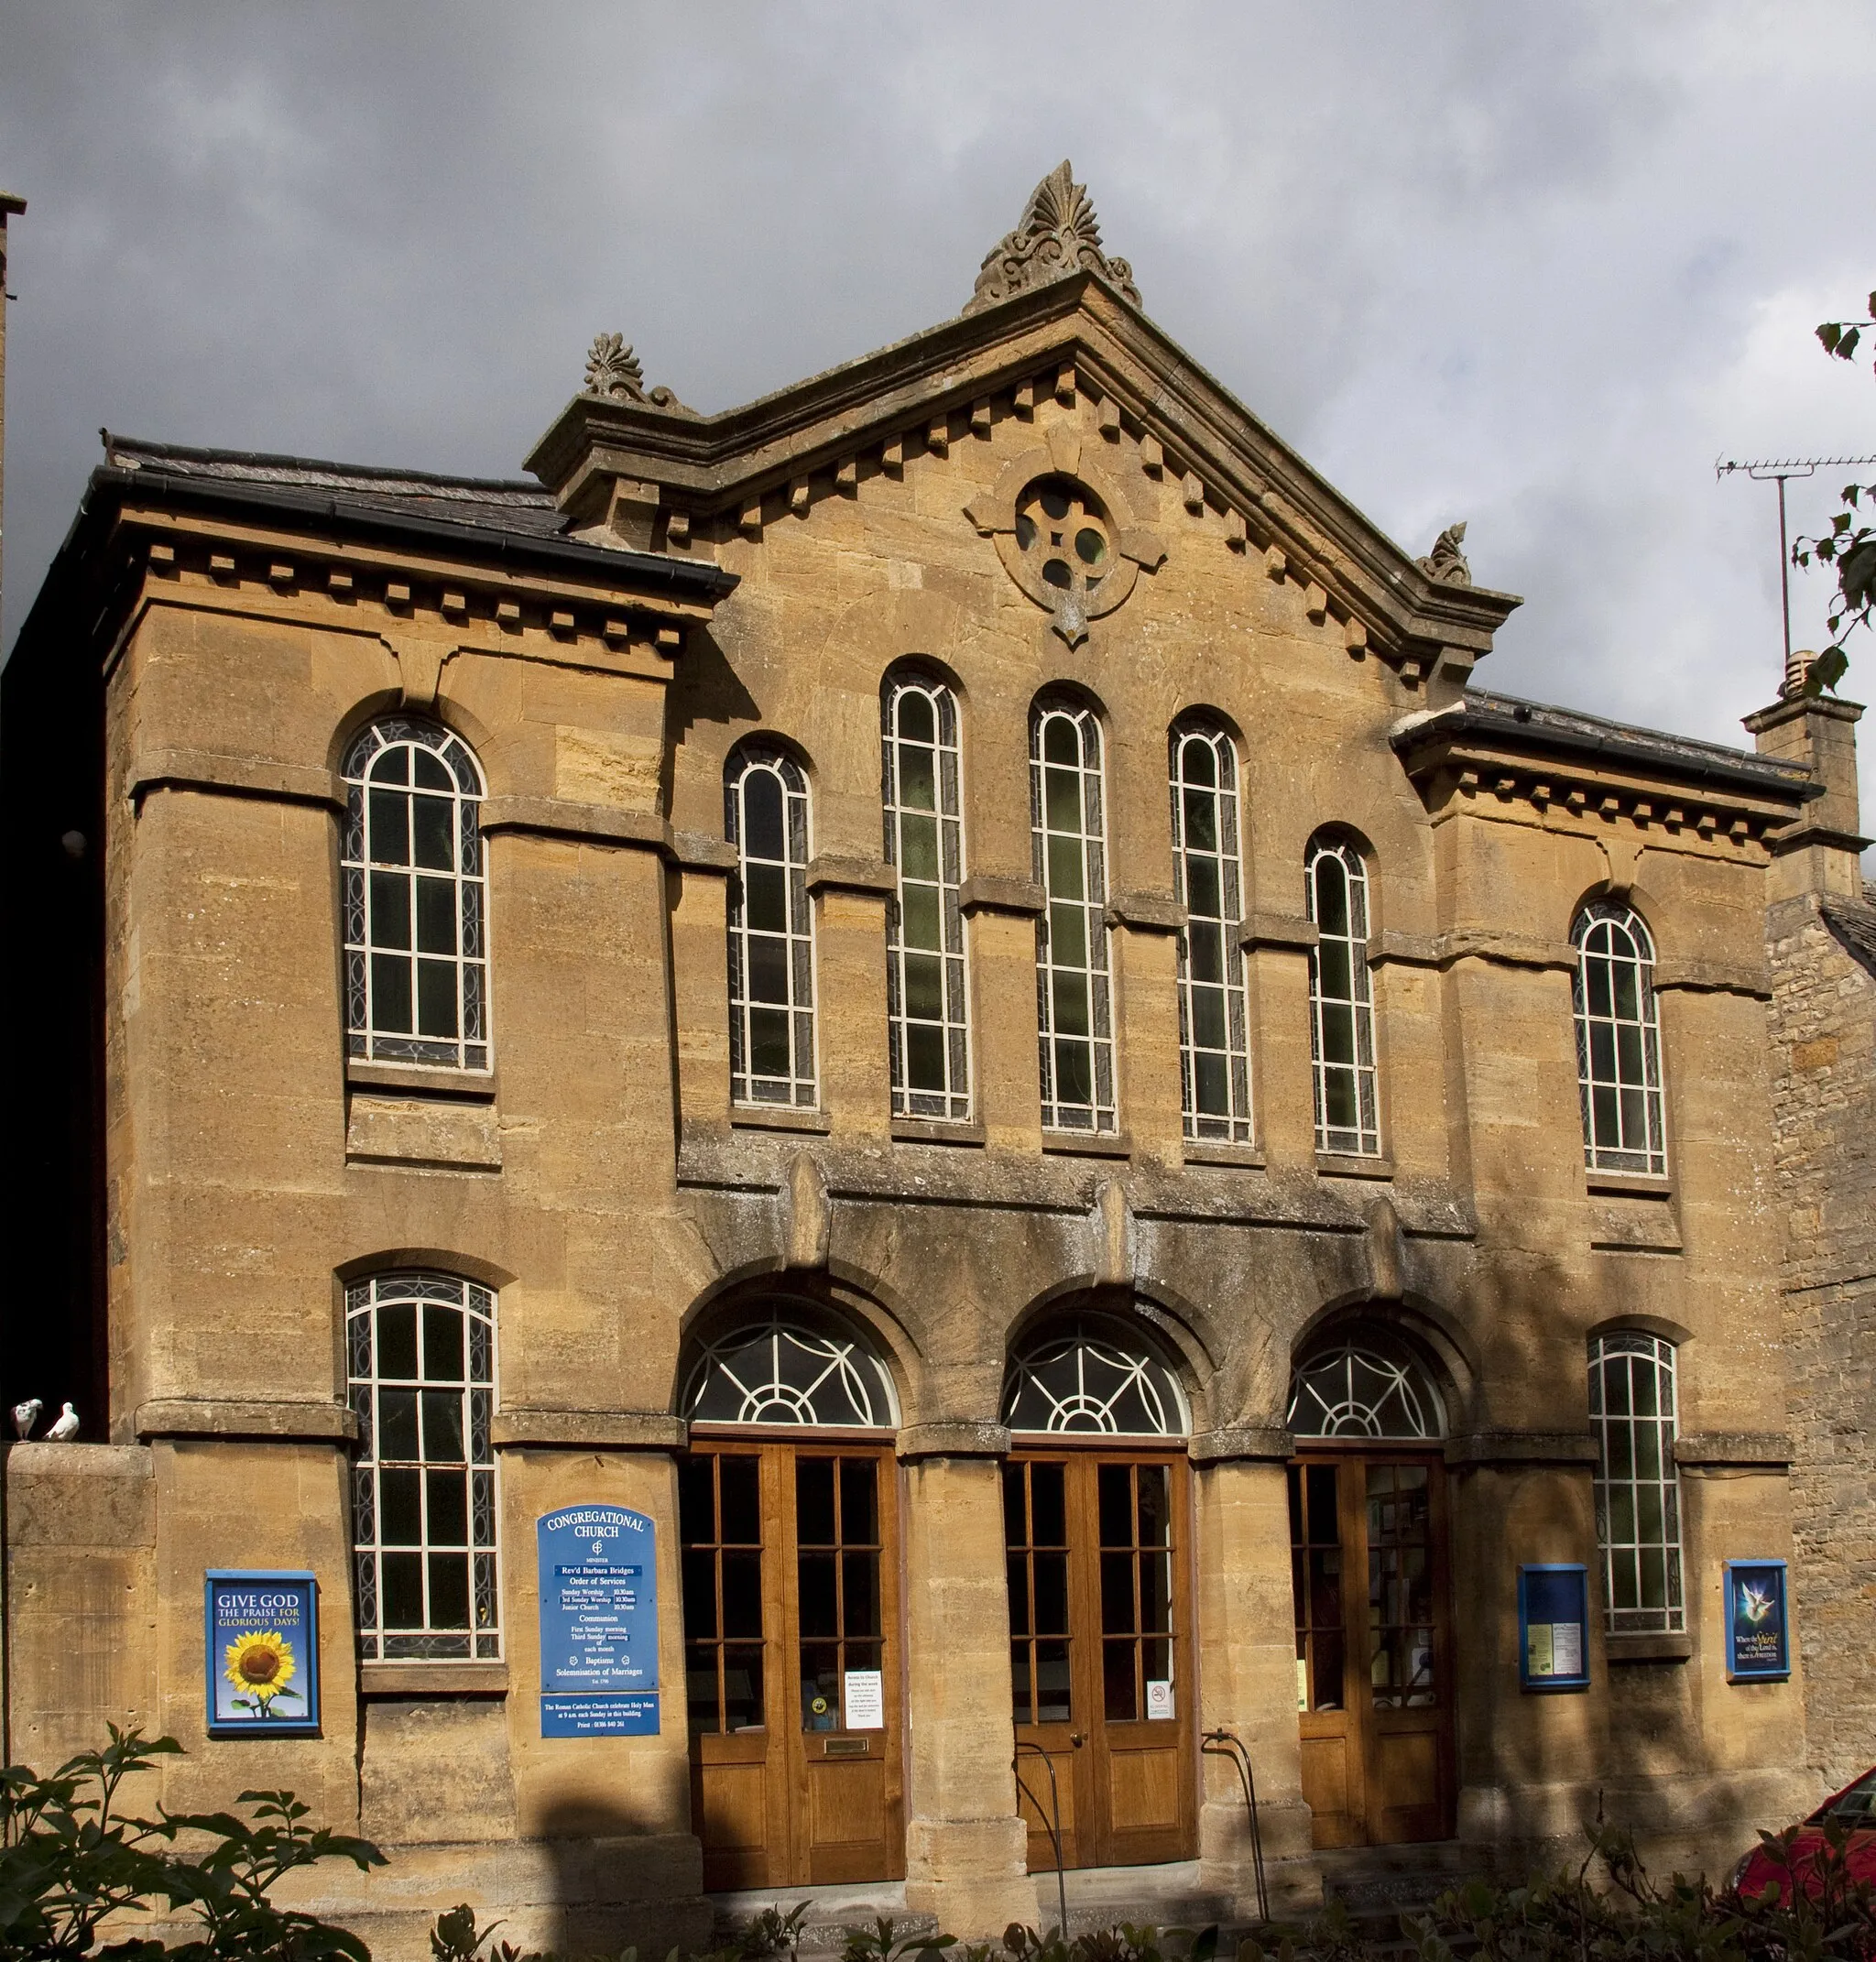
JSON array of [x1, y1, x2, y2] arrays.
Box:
[[843, 1669, 884, 1730], [1146, 1679, 1175, 1721]]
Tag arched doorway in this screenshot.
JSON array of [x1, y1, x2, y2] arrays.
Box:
[[1002, 1314, 1196, 1871], [1287, 1329, 1455, 1848], [678, 1304, 903, 1890]]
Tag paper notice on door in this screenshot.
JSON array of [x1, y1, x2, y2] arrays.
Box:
[[1296, 1657, 1309, 1713], [1146, 1679, 1174, 1721], [843, 1670, 884, 1730]]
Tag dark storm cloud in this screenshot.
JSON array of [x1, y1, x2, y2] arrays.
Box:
[[5, 3, 1876, 801]]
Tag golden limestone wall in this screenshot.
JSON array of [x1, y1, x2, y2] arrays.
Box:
[[1, 365, 1814, 1952]]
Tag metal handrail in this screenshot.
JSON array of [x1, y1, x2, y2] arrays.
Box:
[[1014, 1740, 1069, 1937], [1201, 1727, 1269, 1924]]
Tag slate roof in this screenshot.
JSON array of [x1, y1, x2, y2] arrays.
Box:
[[1390, 686, 1816, 804], [1822, 893, 1876, 977], [101, 433, 566, 540]]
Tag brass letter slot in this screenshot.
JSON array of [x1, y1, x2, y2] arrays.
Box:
[[823, 1736, 870, 1758]]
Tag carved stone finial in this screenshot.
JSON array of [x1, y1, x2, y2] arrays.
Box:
[[582, 332, 690, 412], [965, 160, 1141, 315], [1418, 521, 1472, 586]]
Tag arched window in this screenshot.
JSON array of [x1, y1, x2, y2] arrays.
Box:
[[346, 1271, 499, 1662], [682, 1307, 899, 1428], [1306, 836, 1379, 1157], [1032, 697, 1115, 1132], [1288, 1335, 1445, 1440], [1003, 1317, 1189, 1436], [882, 673, 969, 1120], [726, 744, 816, 1108], [1171, 722, 1251, 1142], [1589, 1333, 1683, 1633], [1574, 903, 1666, 1176], [342, 719, 489, 1072]]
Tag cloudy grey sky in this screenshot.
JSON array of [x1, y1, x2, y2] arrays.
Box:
[[5, 4, 1876, 798]]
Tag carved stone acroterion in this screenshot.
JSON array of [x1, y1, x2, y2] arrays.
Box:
[[1418, 521, 1472, 586], [582, 332, 688, 411], [965, 160, 1141, 315]]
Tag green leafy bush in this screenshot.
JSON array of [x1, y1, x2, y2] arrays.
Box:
[[0, 1723, 384, 1960]]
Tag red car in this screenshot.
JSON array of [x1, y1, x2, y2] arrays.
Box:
[[1732, 1765, 1876, 1902]]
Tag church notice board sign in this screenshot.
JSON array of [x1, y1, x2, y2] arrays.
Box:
[[537, 1505, 660, 1738], [1724, 1559, 1791, 1683], [1518, 1564, 1590, 1692], [204, 1571, 321, 1736]]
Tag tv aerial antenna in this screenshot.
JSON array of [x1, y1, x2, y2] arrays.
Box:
[[1717, 452, 1876, 672]]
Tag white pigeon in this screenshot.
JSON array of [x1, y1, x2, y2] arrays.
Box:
[[46, 1403, 80, 1443], [11, 1398, 41, 1439]]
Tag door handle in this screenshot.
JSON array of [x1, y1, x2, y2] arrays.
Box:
[[1070, 1731, 1086, 1748]]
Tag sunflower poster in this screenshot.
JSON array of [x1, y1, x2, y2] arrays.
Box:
[[205, 1571, 321, 1735]]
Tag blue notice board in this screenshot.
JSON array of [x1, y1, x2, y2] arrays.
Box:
[[538, 1506, 660, 1738], [205, 1570, 322, 1736], [1724, 1559, 1791, 1682], [1518, 1564, 1590, 1693]]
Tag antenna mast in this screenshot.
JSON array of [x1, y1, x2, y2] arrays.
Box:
[[1717, 452, 1876, 673]]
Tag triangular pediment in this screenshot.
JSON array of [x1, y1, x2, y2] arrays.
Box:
[[526, 169, 1519, 673]]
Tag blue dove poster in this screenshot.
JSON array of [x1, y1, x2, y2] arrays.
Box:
[[1723, 1560, 1790, 1683]]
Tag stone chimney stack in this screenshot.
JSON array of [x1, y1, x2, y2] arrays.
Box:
[[0, 191, 24, 631], [1745, 651, 1869, 900]]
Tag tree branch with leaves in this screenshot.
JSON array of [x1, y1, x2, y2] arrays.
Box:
[[1792, 290, 1876, 695]]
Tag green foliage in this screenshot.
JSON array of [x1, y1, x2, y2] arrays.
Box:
[[1242, 1816, 1876, 1962], [0, 1722, 384, 1961], [1794, 289, 1876, 688]]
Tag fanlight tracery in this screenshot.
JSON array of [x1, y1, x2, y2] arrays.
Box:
[[1002, 1318, 1189, 1437], [1287, 1338, 1445, 1441], [682, 1309, 898, 1429]]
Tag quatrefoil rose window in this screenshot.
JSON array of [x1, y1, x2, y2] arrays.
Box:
[[1016, 477, 1111, 609], [966, 446, 1164, 648]]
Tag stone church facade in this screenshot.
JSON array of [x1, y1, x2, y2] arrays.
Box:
[[0, 168, 1842, 1954]]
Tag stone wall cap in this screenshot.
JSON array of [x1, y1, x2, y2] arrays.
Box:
[[1241, 913, 1319, 952], [1106, 890, 1185, 933], [1674, 1431, 1793, 1468], [491, 1409, 687, 1451], [136, 1400, 358, 1443], [806, 853, 898, 898], [1445, 1429, 1599, 1466], [1189, 1424, 1293, 1464], [896, 1421, 1010, 1460], [958, 873, 1045, 919]]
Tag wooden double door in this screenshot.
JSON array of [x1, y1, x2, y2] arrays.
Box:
[[1006, 1451, 1196, 1870], [680, 1440, 903, 1890], [1290, 1452, 1455, 1847]]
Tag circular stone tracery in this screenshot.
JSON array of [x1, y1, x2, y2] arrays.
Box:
[[1015, 475, 1111, 610]]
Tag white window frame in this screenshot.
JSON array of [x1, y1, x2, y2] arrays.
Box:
[[1306, 836, 1380, 1156], [1574, 903, 1667, 1177], [347, 1271, 500, 1662], [1171, 722, 1251, 1142], [1589, 1332, 1685, 1634], [883, 673, 970, 1120], [1032, 698, 1116, 1133], [726, 743, 818, 1108], [342, 718, 490, 1073]]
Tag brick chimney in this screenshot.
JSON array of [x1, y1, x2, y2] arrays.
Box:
[[1744, 651, 1869, 901]]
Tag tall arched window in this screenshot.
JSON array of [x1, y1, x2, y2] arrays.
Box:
[[882, 673, 969, 1120], [726, 744, 816, 1108], [1171, 721, 1251, 1142], [1032, 697, 1115, 1133], [1306, 836, 1379, 1157], [1589, 1333, 1683, 1633], [343, 719, 489, 1072], [347, 1271, 499, 1662], [1573, 903, 1666, 1176]]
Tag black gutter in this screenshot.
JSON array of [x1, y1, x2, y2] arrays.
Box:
[[1391, 700, 1817, 805], [89, 463, 740, 601]]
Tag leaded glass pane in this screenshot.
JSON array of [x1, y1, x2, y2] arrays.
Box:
[[1172, 723, 1252, 1142], [1287, 1339, 1444, 1439], [682, 1309, 898, 1428], [1590, 1333, 1684, 1632], [727, 746, 817, 1108], [1002, 1318, 1188, 1436], [1573, 905, 1667, 1176], [1306, 838, 1380, 1156], [347, 1271, 500, 1663]]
